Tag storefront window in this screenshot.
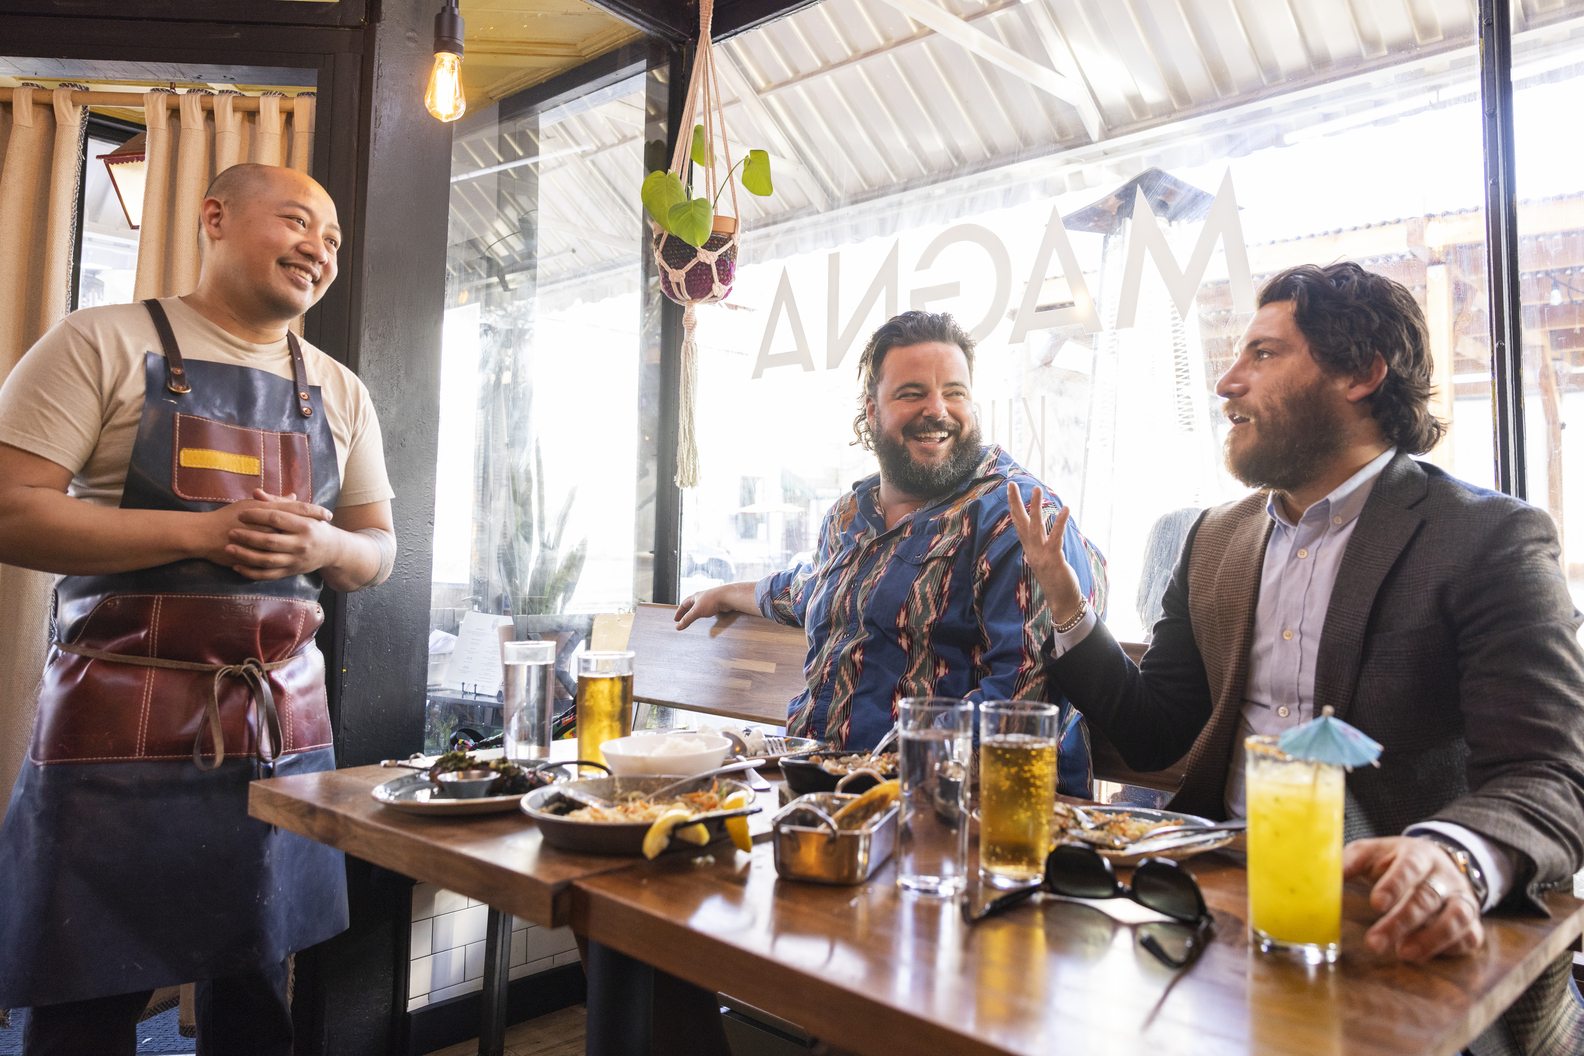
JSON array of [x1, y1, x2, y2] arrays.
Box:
[[432, 76, 647, 632], [681, 13, 1491, 643], [1514, 23, 1584, 605]]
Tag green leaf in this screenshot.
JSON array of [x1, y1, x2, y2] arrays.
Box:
[[641, 170, 687, 231], [742, 149, 774, 196], [690, 124, 711, 168], [668, 197, 714, 248]]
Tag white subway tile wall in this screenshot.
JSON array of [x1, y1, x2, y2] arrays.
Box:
[[407, 882, 580, 1011]]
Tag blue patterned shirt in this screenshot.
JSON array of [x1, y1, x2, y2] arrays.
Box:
[[755, 445, 1107, 793]]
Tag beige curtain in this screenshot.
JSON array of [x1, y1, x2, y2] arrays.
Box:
[[133, 89, 317, 300], [0, 84, 86, 819]]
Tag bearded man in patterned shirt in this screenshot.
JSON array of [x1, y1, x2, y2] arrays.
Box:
[[676, 310, 1107, 793]]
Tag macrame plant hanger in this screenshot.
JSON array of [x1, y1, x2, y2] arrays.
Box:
[[650, 0, 738, 489]]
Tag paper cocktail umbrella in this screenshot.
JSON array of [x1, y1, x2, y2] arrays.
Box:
[[1277, 706, 1382, 769]]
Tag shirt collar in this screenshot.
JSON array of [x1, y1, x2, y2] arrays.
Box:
[[1265, 446, 1397, 530]]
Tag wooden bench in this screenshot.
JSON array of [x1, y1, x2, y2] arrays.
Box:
[[626, 602, 1188, 793]]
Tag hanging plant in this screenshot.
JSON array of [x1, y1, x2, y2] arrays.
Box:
[[639, 0, 774, 487]]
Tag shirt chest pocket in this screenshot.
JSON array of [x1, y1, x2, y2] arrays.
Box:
[[172, 413, 314, 505], [890, 534, 967, 597]]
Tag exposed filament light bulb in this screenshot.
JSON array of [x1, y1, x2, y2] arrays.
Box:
[[426, 51, 466, 122], [426, 1, 466, 123]]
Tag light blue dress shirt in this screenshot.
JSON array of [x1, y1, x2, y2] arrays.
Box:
[[1055, 446, 1515, 908]]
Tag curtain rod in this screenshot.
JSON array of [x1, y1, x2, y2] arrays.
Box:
[[5, 89, 307, 111]]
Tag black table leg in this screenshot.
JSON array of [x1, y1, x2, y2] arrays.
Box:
[[585, 939, 652, 1056], [478, 907, 511, 1056]]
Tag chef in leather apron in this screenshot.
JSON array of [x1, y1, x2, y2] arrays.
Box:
[[0, 165, 393, 1056]]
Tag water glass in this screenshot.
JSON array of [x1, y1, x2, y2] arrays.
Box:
[[576, 650, 634, 772], [978, 700, 1059, 888], [896, 697, 972, 897], [501, 640, 556, 762], [1245, 734, 1344, 964]]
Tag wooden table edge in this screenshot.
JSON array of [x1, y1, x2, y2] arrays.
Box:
[[571, 876, 1004, 1056], [1442, 893, 1584, 1055], [570, 871, 1584, 1056], [247, 774, 634, 928]]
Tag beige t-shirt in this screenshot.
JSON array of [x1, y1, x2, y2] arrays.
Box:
[[0, 297, 393, 509]]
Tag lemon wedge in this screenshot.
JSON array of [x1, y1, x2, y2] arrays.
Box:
[[722, 789, 754, 853], [831, 779, 901, 829], [642, 807, 696, 859], [676, 822, 710, 845]]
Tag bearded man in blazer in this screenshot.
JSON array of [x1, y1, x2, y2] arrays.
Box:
[[1011, 261, 1584, 1055]]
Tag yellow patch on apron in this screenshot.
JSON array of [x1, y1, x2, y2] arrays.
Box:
[[178, 448, 262, 476]]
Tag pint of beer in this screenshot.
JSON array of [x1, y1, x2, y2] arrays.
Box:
[[978, 700, 1059, 887], [576, 651, 635, 772]]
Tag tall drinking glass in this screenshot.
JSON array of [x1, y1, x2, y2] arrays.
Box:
[[978, 700, 1059, 888], [502, 640, 556, 762], [896, 697, 972, 897], [576, 650, 634, 772], [1245, 734, 1345, 964]]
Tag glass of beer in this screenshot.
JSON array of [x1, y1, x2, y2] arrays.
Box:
[[1245, 734, 1345, 964], [978, 700, 1059, 888], [576, 651, 634, 773], [502, 640, 556, 762], [896, 697, 972, 897]]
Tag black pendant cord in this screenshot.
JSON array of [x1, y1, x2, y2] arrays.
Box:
[[1479, 0, 1526, 498]]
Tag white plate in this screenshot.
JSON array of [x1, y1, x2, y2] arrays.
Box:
[[371, 771, 527, 816], [1053, 805, 1236, 865]]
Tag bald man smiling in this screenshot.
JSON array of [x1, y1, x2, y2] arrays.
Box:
[[0, 164, 394, 1055]]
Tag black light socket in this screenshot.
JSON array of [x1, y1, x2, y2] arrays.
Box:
[[434, 1, 465, 56]]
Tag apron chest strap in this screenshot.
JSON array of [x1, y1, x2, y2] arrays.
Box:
[[143, 298, 315, 419]]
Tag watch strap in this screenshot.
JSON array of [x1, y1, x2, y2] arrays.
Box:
[[1420, 833, 1489, 908]]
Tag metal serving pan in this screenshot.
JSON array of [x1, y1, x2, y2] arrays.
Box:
[[521, 776, 761, 856], [772, 792, 899, 885]]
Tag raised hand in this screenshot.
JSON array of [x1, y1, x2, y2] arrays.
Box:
[[1005, 481, 1085, 626]]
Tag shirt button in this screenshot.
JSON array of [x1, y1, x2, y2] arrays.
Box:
[[1333, 516, 1343, 525], [1278, 706, 1291, 718], [1282, 629, 1294, 640], [1297, 548, 1308, 559]]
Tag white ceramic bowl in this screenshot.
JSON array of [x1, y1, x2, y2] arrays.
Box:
[[598, 733, 732, 776]]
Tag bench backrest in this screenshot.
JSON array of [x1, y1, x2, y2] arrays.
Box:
[[627, 602, 1188, 793], [628, 603, 807, 726]]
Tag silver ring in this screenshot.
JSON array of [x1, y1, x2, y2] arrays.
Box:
[[1422, 875, 1451, 902]]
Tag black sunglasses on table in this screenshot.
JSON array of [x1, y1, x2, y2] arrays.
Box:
[[962, 843, 1216, 970]]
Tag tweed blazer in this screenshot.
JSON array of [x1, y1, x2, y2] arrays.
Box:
[[1047, 452, 1584, 912]]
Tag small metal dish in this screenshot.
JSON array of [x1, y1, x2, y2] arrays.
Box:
[[779, 752, 896, 796], [433, 768, 501, 799], [772, 792, 899, 885]]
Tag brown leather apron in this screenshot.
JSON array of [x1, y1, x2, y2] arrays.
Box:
[[0, 300, 349, 1008]]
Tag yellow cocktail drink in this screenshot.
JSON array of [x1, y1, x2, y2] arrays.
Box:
[[1245, 735, 1344, 962]]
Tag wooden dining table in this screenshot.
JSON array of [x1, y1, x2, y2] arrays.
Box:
[[251, 766, 1584, 1056]]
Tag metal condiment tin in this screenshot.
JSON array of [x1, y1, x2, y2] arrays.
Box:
[[772, 792, 898, 885]]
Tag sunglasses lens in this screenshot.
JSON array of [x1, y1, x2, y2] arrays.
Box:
[[1138, 922, 1196, 968], [1133, 861, 1204, 922], [1044, 845, 1116, 899]]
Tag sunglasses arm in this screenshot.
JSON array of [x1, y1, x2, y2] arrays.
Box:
[[962, 882, 1043, 925]]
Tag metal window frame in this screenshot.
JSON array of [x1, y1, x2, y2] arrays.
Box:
[[1480, 0, 1527, 498], [475, 0, 1535, 607]]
